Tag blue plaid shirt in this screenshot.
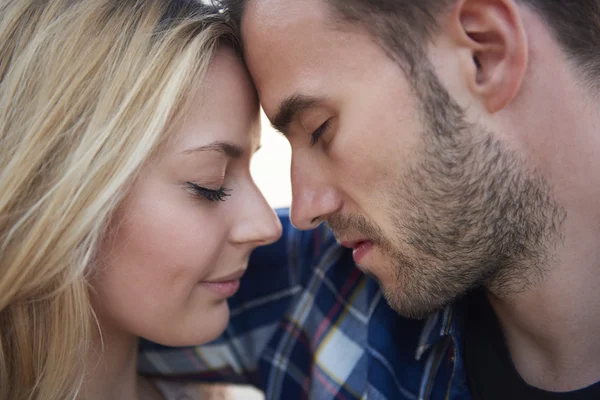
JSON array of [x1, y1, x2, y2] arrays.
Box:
[[139, 209, 472, 400]]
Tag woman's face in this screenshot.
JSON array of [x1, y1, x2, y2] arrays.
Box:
[[93, 47, 282, 346]]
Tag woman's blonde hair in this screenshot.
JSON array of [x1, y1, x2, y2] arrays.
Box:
[[0, 1, 237, 398]]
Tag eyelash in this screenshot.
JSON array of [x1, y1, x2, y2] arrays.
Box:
[[187, 182, 231, 203], [309, 119, 331, 147]]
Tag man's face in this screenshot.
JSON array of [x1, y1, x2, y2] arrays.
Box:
[[242, 0, 563, 318]]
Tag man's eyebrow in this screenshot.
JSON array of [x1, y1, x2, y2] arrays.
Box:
[[181, 141, 243, 159], [271, 94, 322, 135]]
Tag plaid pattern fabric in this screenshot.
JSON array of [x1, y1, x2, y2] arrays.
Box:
[[139, 209, 471, 400]]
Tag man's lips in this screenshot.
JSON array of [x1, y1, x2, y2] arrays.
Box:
[[340, 240, 374, 264], [339, 238, 368, 249]]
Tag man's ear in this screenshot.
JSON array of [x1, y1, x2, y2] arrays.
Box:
[[447, 0, 528, 113]]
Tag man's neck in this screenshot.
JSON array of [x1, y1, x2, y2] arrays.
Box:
[[487, 217, 600, 391], [483, 16, 600, 391]]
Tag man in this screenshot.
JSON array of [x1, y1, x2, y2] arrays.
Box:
[[140, 0, 600, 398]]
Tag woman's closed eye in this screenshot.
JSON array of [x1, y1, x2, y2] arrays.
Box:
[[187, 182, 231, 202]]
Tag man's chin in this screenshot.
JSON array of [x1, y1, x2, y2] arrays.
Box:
[[381, 287, 452, 320], [357, 266, 382, 287]]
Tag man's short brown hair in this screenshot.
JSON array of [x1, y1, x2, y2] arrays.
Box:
[[224, 0, 600, 85]]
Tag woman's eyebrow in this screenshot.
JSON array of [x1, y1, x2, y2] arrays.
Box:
[[181, 141, 243, 159]]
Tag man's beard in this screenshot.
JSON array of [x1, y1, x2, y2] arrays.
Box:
[[328, 67, 566, 320]]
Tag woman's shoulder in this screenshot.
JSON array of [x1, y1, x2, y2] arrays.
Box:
[[152, 379, 206, 400], [152, 380, 244, 400]]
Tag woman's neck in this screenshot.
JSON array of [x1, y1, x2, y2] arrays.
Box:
[[80, 319, 159, 400]]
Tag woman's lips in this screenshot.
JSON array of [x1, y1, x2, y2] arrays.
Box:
[[199, 280, 241, 297], [200, 268, 245, 297]]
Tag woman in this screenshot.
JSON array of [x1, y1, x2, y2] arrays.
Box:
[[0, 0, 281, 399]]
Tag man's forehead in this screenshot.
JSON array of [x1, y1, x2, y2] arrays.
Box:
[[241, 0, 333, 115], [242, 0, 336, 59], [243, 0, 326, 30]]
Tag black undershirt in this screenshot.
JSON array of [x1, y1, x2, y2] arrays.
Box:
[[464, 291, 600, 400]]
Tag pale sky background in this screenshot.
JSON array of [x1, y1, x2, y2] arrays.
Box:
[[250, 112, 293, 208]]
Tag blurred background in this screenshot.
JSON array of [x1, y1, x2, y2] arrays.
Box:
[[250, 112, 292, 208]]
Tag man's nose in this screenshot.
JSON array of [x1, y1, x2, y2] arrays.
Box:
[[289, 156, 341, 230]]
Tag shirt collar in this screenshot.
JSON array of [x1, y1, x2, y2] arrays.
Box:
[[415, 304, 461, 361]]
